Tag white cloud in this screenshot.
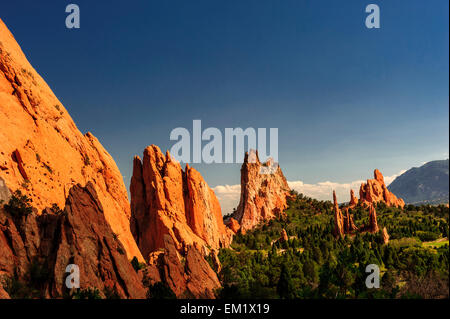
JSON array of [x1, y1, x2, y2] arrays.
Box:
[[213, 170, 406, 214], [212, 184, 241, 215], [384, 170, 406, 185]]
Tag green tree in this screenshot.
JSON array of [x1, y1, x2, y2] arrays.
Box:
[[277, 265, 294, 299]]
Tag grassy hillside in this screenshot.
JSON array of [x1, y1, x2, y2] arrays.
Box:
[[218, 192, 449, 299]]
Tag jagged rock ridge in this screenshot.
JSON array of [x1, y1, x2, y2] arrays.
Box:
[[130, 145, 233, 298], [359, 169, 405, 208]]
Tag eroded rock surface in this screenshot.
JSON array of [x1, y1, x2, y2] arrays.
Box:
[[130, 145, 232, 260], [231, 150, 291, 233], [359, 169, 405, 208], [0, 183, 146, 299], [130, 145, 232, 298], [0, 18, 142, 261]]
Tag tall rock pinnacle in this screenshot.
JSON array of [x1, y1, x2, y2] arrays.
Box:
[[130, 145, 233, 298], [130, 145, 232, 257], [231, 150, 291, 233]]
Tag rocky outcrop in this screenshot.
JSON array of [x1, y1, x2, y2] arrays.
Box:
[[224, 217, 240, 234], [130, 145, 232, 298], [333, 191, 345, 236], [333, 191, 380, 237], [0, 284, 9, 299], [382, 227, 390, 244], [359, 169, 405, 208], [0, 18, 142, 261], [280, 228, 289, 242], [142, 235, 221, 299], [231, 150, 291, 233], [367, 204, 379, 233], [0, 182, 146, 299], [130, 145, 232, 261], [185, 164, 232, 251], [349, 189, 358, 207]]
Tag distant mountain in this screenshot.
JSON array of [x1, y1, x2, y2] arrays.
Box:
[[388, 160, 449, 205]]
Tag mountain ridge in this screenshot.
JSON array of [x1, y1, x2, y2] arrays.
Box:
[[388, 159, 449, 205]]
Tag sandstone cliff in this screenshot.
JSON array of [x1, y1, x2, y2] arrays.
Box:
[[359, 169, 405, 208], [0, 18, 142, 261], [0, 182, 146, 298], [130, 145, 232, 260], [130, 145, 232, 298], [231, 150, 291, 233]]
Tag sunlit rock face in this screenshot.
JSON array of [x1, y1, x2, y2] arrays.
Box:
[[0, 18, 143, 262], [231, 150, 291, 234]]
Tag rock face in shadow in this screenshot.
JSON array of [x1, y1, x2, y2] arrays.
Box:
[[359, 169, 405, 208], [143, 235, 221, 299], [0, 182, 146, 299], [231, 150, 291, 234], [0, 18, 142, 262]]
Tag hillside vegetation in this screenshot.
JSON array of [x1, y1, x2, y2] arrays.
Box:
[[218, 192, 449, 299]]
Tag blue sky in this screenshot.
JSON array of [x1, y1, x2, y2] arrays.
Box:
[[1, 1, 448, 210]]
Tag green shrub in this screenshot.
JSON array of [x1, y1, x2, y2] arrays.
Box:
[[1, 276, 38, 299], [416, 231, 440, 242], [72, 288, 102, 299], [4, 190, 33, 217], [131, 256, 146, 272], [147, 282, 176, 299]]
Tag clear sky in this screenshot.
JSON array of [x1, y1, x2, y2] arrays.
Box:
[[1, 1, 448, 211]]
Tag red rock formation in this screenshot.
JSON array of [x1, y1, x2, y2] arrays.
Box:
[[0, 182, 146, 299], [143, 235, 221, 299], [280, 228, 289, 242], [367, 204, 379, 233], [130, 145, 234, 298], [0, 284, 9, 299], [359, 169, 405, 208], [332, 189, 389, 240], [333, 191, 344, 236], [130, 145, 232, 261], [231, 150, 291, 233], [349, 189, 358, 207], [382, 227, 390, 244], [224, 217, 240, 234], [0, 19, 142, 261], [185, 164, 232, 250], [11, 150, 28, 181]]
